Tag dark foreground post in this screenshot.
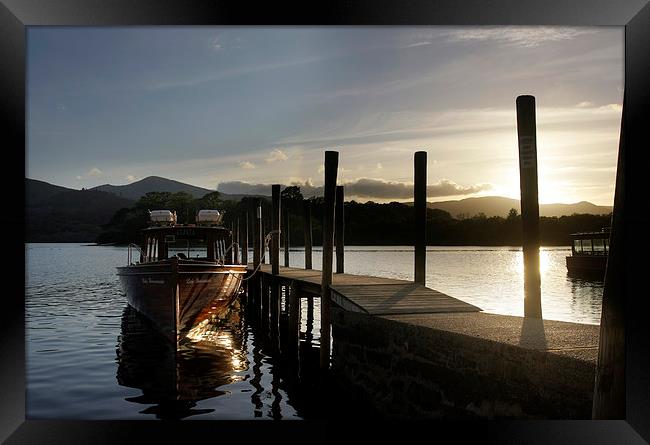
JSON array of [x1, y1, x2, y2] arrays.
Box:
[[414, 151, 427, 285], [235, 219, 240, 264], [303, 200, 313, 270], [242, 212, 249, 265], [272, 185, 281, 275], [593, 97, 626, 419], [321, 151, 338, 369], [251, 201, 262, 314], [270, 185, 281, 335], [335, 185, 345, 274], [283, 208, 290, 267], [288, 281, 301, 355], [516, 95, 542, 319]]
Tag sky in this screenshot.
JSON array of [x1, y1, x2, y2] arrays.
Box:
[[27, 27, 623, 205]]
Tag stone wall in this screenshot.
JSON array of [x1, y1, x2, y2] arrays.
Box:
[[330, 308, 597, 419]]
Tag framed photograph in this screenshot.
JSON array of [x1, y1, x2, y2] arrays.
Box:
[[5, 0, 649, 443]]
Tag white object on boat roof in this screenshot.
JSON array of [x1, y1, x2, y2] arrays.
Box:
[[149, 210, 177, 224], [196, 209, 223, 224]]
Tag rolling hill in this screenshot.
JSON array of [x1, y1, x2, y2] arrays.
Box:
[[426, 196, 612, 218]]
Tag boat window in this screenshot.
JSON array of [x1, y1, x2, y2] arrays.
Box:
[[593, 238, 605, 255], [167, 238, 208, 259], [573, 239, 582, 254], [582, 239, 593, 255]]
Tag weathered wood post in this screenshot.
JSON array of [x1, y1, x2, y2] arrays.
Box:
[[335, 185, 345, 274], [242, 212, 249, 265], [414, 151, 427, 285], [593, 96, 626, 419], [303, 200, 313, 270], [288, 281, 301, 355], [321, 150, 338, 369], [516, 95, 542, 319], [270, 185, 281, 335], [235, 219, 240, 264], [229, 221, 235, 264], [252, 200, 262, 315], [283, 208, 290, 267]]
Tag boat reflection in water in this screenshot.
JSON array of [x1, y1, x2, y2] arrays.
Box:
[[116, 302, 247, 419]]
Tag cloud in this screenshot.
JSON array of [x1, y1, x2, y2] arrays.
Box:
[[576, 101, 594, 108], [442, 27, 596, 48], [217, 178, 490, 200], [76, 175, 82, 180], [266, 149, 289, 163], [238, 161, 256, 169], [404, 41, 433, 48], [126, 175, 137, 182], [376, 163, 383, 169], [88, 167, 102, 177], [211, 36, 222, 50]]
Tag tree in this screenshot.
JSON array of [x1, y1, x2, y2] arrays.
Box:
[[135, 192, 172, 211], [198, 191, 222, 209], [507, 208, 519, 220]]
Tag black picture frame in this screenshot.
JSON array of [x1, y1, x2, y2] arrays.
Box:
[[3, 1, 649, 443]]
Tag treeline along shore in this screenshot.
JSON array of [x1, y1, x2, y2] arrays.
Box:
[[93, 187, 612, 247]]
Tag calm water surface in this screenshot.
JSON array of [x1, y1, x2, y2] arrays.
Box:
[[26, 243, 603, 419]]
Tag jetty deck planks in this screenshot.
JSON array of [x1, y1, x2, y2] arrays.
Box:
[[248, 264, 481, 316]]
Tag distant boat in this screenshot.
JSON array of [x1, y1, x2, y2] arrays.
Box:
[[117, 209, 247, 345], [566, 228, 610, 278]]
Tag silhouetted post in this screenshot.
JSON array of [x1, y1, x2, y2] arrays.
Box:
[[235, 219, 240, 264], [321, 151, 338, 369], [252, 201, 262, 313], [229, 221, 235, 264], [288, 281, 301, 354], [242, 212, 249, 265], [272, 185, 281, 275], [283, 208, 290, 267], [261, 274, 269, 330], [335, 185, 345, 274], [414, 151, 427, 285], [303, 200, 313, 270], [516, 95, 542, 319], [593, 96, 626, 419], [270, 185, 281, 335]]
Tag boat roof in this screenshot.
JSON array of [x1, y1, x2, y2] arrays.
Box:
[[569, 228, 611, 239], [142, 224, 230, 233]]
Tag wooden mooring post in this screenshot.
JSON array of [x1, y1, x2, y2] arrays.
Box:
[[270, 185, 281, 336], [242, 212, 249, 265], [251, 200, 262, 315], [283, 208, 290, 267], [593, 96, 626, 419], [303, 200, 313, 270], [516, 95, 542, 319], [288, 281, 301, 355], [320, 150, 338, 369], [335, 185, 344, 274], [414, 151, 427, 285]]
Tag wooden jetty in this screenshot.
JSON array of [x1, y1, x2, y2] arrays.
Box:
[[247, 263, 481, 316]]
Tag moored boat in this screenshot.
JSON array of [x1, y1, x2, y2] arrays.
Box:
[[566, 228, 610, 278], [117, 209, 247, 345]]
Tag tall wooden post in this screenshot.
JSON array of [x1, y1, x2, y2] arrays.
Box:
[[516, 95, 542, 319], [235, 219, 240, 264], [272, 185, 281, 275], [335, 185, 345, 274], [414, 151, 427, 285], [270, 185, 281, 335], [283, 208, 290, 267], [593, 96, 626, 419], [288, 281, 301, 355], [254, 201, 261, 268], [321, 150, 338, 369], [303, 200, 313, 270], [242, 212, 249, 265]]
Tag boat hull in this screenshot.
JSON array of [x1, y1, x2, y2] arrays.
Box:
[[117, 258, 246, 343], [566, 255, 607, 278]]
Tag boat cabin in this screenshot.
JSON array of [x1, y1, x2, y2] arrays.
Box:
[[570, 228, 611, 256], [138, 209, 233, 264]]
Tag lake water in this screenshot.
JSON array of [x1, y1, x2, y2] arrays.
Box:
[[25, 243, 603, 420]]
